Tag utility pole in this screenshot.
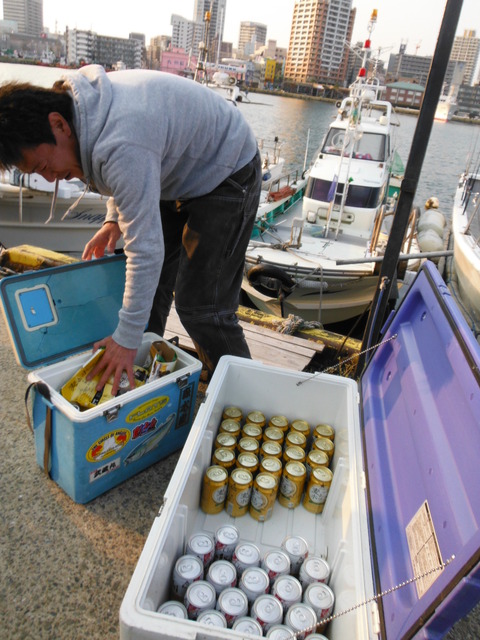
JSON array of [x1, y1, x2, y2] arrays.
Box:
[[356, 0, 464, 377]]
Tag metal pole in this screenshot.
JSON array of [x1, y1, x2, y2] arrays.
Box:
[[355, 0, 464, 377]]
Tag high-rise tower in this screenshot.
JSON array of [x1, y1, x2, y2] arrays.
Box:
[[284, 0, 355, 87], [193, 0, 226, 55], [3, 0, 43, 36], [450, 30, 480, 86]]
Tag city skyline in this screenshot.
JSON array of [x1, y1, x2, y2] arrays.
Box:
[[9, 0, 478, 61]]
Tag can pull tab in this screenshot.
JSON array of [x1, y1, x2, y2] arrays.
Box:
[[103, 405, 120, 423]]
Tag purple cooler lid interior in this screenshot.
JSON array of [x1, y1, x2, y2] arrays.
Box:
[[361, 261, 480, 638]]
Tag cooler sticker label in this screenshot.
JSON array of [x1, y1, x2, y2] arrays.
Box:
[[89, 457, 121, 483], [123, 413, 176, 466], [406, 500, 444, 598], [86, 429, 131, 462], [126, 396, 170, 423], [132, 417, 158, 440]]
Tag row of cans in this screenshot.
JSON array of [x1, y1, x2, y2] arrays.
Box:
[[201, 459, 333, 519], [160, 587, 333, 639]]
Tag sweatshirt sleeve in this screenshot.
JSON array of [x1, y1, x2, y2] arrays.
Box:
[[98, 144, 164, 350]]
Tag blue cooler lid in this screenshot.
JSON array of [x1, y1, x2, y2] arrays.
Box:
[[361, 261, 480, 637], [0, 254, 126, 369]]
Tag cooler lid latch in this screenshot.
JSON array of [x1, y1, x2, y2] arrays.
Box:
[[176, 373, 191, 389], [103, 405, 120, 423]]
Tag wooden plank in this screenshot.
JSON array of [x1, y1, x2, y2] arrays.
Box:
[[164, 304, 317, 371]]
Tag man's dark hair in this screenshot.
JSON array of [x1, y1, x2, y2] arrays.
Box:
[[0, 81, 74, 170]]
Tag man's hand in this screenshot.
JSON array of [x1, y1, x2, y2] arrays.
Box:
[[87, 336, 137, 396], [83, 222, 122, 260]]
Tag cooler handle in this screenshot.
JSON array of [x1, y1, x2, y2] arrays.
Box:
[[24, 381, 53, 479]]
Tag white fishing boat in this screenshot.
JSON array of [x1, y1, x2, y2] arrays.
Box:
[[258, 137, 286, 191], [434, 95, 457, 122], [243, 12, 417, 325], [0, 169, 108, 253], [449, 169, 480, 336]]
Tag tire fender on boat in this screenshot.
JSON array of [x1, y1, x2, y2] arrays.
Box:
[[247, 264, 295, 298]]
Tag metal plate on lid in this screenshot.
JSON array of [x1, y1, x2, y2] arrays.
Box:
[[361, 262, 480, 638], [0, 253, 126, 369]]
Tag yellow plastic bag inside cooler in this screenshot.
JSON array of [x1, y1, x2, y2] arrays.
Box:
[[60, 348, 147, 410]]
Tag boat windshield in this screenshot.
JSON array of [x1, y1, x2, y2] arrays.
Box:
[[322, 128, 387, 162], [305, 177, 383, 209]]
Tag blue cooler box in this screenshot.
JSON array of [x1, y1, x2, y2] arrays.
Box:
[[0, 254, 202, 503], [119, 261, 480, 639]]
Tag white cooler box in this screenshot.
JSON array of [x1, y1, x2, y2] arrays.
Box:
[[119, 262, 480, 639], [0, 254, 202, 503]]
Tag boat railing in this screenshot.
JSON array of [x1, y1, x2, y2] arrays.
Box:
[[265, 169, 302, 197]]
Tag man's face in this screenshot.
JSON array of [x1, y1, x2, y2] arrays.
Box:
[[16, 112, 84, 182]]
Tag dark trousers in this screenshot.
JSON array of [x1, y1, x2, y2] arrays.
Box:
[[147, 151, 262, 373]]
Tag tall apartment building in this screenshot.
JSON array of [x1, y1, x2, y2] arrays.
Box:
[[193, 0, 227, 48], [3, 0, 43, 36], [450, 30, 480, 86], [284, 0, 356, 87], [171, 14, 203, 58], [66, 28, 142, 69], [238, 21, 267, 57]]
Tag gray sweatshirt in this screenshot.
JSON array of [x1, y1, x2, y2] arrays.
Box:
[[62, 65, 257, 349]]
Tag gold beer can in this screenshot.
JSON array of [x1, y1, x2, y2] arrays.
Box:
[[201, 465, 229, 514], [236, 452, 259, 476], [312, 436, 335, 461], [285, 430, 307, 450], [222, 406, 243, 422], [313, 423, 335, 442], [219, 419, 241, 438], [225, 468, 253, 517], [263, 426, 284, 447], [290, 419, 310, 438], [283, 445, 306, 465], [278, 461, 306, 509], [214, 432, 237, 451], [306, 449, 329, 480], [212, 447, 236, 472], [303, 466, 333, 514], [268, 415, 289, 433], [242, 424, 263, 442], [259, 455, 283, 482], [238, 437, 260, 456], [249, 472, 278, 521], [245, 411, 266, 429], [260, 440, 283, 460]]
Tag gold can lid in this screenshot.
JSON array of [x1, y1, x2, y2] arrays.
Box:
[[242, 424, 263, 439], [216, 432, 236, 446], [220, 419, 241, 434], [312, 466, 334, 483], [269, 415, 289, 430], [314, 423, 335, 440], [231, 468, 253, 485], [237, 452, 259, 468], [286, 431, 307, 447], [238, 437, 259, 452], [285, 461, 306, 477], [313, 436, 335, 455], [246, 411, 266, 426], [260, 456, 283, 473], [261, 441, 283, 456], [264, 426, 284, 442], [255, 472, 277, 490], [290, 419, 310, 435], [213, 448, 236, 463], [206, 465, 228, 482], [307, 449, 329, 466], [284, 445, 306, 461], [223, 406, 243, 421]]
